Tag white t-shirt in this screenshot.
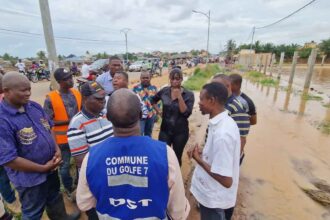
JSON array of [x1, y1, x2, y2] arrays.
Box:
[[81, 64, 90, 78], [190, 111, 240, 209], [15, 62, 25, 71]]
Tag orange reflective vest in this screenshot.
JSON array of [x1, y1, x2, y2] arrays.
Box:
[[48, 89, 82, 144]]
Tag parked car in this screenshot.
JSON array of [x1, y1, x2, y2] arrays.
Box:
[[89, 59, 109, 74], [128, 61, 149, 72]]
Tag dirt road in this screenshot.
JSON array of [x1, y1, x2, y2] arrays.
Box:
[[30, 65, 330, 219]]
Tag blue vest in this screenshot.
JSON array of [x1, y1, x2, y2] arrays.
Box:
[[87, 136, 169, 219]]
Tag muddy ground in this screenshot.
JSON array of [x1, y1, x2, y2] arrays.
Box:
[[26, 65, 330, 220]]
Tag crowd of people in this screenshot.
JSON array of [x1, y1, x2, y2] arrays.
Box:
[[0, 55, 256, 220]]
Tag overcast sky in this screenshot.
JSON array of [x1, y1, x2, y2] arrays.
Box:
[[0, 0, 329, 58]]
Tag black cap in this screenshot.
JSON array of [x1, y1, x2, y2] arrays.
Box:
[[54, 68, 72, 81], [80, 81, 105, 98]]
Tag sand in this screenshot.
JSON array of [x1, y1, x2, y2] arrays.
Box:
[[27, 65, 330, 219]]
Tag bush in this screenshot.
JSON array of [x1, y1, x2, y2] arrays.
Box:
[[260, 78, 279, 86], [183, 64, 221, 91]]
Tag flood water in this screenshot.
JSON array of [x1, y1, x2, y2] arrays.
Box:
[[274, 65, 330, 95]]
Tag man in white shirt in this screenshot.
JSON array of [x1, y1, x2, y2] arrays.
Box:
[[81, 61, 90, 78], [189, 82, 240, 220], [15, 59, 25, 74]]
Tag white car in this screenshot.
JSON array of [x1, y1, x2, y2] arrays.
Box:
[[128, 61, 148, 72]]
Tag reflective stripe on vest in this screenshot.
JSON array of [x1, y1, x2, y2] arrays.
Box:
[[86, 136, 169, 219], [48, 88, 81, 144]]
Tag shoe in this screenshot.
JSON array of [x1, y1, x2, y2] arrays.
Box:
[[5, 199, 21, 214], [46, 195, 80, 220]]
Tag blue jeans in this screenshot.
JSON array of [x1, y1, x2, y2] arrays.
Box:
[[0, 166, 16, 204], [200, 204, 226, 220], [140, 115, 156, 137], [16, 171, 61, 220], [59, 144, 73, 192]]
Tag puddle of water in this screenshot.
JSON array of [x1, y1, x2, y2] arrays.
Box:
[[275, 65, 330, 95]]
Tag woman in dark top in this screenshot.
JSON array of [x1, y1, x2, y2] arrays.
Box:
[[152, 68, 195, 166]]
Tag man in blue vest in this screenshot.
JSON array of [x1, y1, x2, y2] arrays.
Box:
[[76, 88, 190, 219]]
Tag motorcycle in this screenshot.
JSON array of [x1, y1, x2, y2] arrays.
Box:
[[26, 68, 50, 83]]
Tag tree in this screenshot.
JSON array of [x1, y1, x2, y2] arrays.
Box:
[[2, 53, 11, 61], [225, 39, 236, 59], [37, 50, 46, 60], [319, 38, 330, 57], [299, 48, 312, 59]]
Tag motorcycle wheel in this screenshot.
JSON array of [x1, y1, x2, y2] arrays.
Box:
[[31, 74, 38, 83]]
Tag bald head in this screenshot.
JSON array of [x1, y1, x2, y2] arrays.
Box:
[[106, 88, 141, 128], [2, 71, 31, 108], [212, 73, 232, 96], [2, 71, 30, 90]]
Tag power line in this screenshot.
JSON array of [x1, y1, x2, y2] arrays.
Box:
[[0, 8, 121, 34], [0, 27, 124, 44], [255, 0, 317, 30]]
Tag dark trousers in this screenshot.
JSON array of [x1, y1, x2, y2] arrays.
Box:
[[158, 130, 189, 166], [0, 166, 15, 204], [16, 171, 61, 220], [200, 204, 226, 220], [59, 143, 73, 192], [140, 115, 156, 137]]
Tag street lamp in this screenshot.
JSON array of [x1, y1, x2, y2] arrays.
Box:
[[192, 10, 210, 62], [120, 28, 131, 63]]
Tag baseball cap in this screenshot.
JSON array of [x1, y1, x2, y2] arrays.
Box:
[[80, 81, 105, 98], [54, 68, 72, 81]]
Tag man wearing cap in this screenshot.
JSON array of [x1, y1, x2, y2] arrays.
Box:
[[68, 81, 113, 169], [44, 68, 82, 200], [67, 81, 113, 219]]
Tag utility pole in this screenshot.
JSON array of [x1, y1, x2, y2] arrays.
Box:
[[39, 0, 58, 90], [120, 28, 131, 63], [192, 10, 210, 62], [249, 26, 255, 68]]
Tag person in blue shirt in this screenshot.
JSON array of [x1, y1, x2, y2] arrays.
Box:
[[76, 88, 190, 219], [0, 72, 80, 220], [96, 56, 123, 95]]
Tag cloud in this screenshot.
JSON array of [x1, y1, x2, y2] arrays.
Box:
[[0, 0, 329, 57]]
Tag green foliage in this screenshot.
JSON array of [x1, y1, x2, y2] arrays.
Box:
[[226, 39, 236, 59], [323, 103, 330, 108], [238, 42, 300, 59], [36, 50, 46, 60], [319, 38, 330, 57], [318, 121, 330, 135], [245, 71, 279, 87], [246, 71, 264, 79], [1, 53, 19, 66], [302, 93, 323, 101], [183, 64, 221, 90], [299, 48, 312, 59], [260, 78, 279, 86]]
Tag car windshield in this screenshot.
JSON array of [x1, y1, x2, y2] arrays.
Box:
[[90, 59, 108, 70], [132, 61, 144, 65]]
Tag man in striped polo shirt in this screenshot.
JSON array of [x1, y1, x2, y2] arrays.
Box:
[[68, 81, 113, 170], [212, 74, 250, 157]]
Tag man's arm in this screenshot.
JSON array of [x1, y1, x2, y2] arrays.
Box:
[[76, 153, 97, 211], [250, 115, 257, 125], [190, 146, 233, 188], [166, 146, 190, 219], [5, 156, 61, 173]]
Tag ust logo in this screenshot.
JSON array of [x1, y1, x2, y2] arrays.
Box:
[[109, 198, 152, 210]]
